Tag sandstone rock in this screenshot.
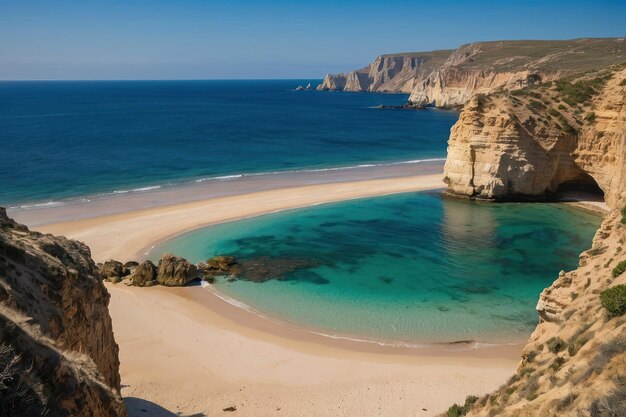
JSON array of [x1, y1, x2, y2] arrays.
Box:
[[128, 260, 158, 287], [305, 82, 313, 90], [295, 85, 304, 91], [99, 259, 128, 280], [0, 207, 127, 416], [317, 51, 452, 93], [124, 260, 139, 270], [443, 65, 626, 207], [156, 253, 198, 286]]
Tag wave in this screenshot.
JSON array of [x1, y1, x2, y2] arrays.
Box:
[[194, 157, 446, 183], [8, 157, 445, 210], [112, 185, 162, 194]]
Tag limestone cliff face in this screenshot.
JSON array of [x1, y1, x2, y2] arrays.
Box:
[[317, 51, 452, 93], [0, 208, 127, 417], [443, 64, 626, 208], [442, 64, 626, 416], [409, 38, 626, 108]]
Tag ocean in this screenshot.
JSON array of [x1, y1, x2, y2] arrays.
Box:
[[0, 80, 457, 206]]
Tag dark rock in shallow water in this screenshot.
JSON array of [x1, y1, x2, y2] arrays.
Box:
[[376, 101, 427, 110], [237, 256, 319, 282], [199, 256, 241, 280], [128, 260, 158, 287], [203, 255, 320, 283], [156, 253, 198, 286]]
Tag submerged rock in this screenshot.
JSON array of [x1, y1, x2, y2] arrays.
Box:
[[128, 260, 158, 287], [237, 256, 318, 282], [199, 255, 241, 280], [156, 253, 198, 286]]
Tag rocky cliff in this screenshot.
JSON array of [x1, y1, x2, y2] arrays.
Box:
[[442, 64, 626, 416], [319, 38, 626, 108], [409, 38, 626, 108], [443, 63, 626, 206], [317, 50, 452, 93], [0, 208, 127, 417]]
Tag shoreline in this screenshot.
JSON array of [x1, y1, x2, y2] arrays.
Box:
[[27, 170, 447, 263], [109, 282, 521, 417]]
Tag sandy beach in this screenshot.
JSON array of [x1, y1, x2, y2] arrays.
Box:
[[16, 168, 522, 417], [26, 171, 447, 263]]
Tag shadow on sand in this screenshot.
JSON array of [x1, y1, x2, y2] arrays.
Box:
[[124, 397, 206, 417]]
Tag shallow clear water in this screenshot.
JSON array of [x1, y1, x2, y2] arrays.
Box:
[[152, 192, 601, 345], [0, 80, 457, 205]]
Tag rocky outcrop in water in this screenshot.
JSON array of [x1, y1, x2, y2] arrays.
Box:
[[0, 208, 127, 417], [317, 51, 452, 93]]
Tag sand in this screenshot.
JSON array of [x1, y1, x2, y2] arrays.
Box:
[[111, 284, 520, 417], [19, 170, 521, 417], [34, 173, 448, 263]]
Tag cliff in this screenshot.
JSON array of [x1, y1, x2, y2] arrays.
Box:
[[409, 38, 626, 108], [443, 63, 626, 206], [319, 38, 626, 108], [442, 64, 626, 416], [317, 50, 452, 93], [0, 208, 127, 417]]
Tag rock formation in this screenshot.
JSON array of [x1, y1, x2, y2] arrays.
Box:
[[127, 259, 157, 287], [317, 50, 452, 93], [443, 63, 626, 206], [0, 208, 127, 417], [409, 38, 626, 108], [156, 253, 198, 286], [441, 63, 626, 416], [319, 38, 626, 109]]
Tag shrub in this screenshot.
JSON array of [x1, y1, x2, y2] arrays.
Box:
[[551, 356, 566, 371], [556, 77, 606, 106], [585, 112, 596, 123], [612, 261, 626, 278], [586, 336, 626, 378], [588, 376, 626, 417], [547, 337, 568, 353], [620, 79, 626, 86], [601, 284, 626, 318], [527, 99, 546, 112], [446, 395, 479, 417], [621, 205, 626, 224]]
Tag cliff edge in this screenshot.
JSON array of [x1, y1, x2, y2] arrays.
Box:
[[0, 208, 127, 416], [317, 50, 452, 93], [442, 64, 626, 416]]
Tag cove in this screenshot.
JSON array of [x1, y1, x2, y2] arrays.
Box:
[[151, 192, 601, 345]]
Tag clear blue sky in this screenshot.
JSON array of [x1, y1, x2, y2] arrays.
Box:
[[1, 0, 625, 80]]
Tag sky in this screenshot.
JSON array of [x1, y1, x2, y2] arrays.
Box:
[[1, 0, 625, 80]]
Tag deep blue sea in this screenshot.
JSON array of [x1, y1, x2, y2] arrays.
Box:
[[0, 80, 457, 206]]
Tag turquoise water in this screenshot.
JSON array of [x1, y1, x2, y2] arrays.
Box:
[[152, 192, 601, 345]]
